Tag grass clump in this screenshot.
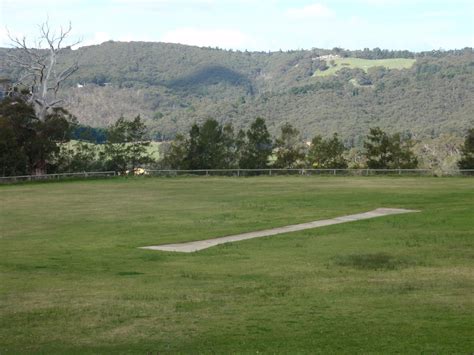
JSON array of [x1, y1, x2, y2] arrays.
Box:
[[335, 252, 414, 270]]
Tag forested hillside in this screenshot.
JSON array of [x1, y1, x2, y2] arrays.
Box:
[[1, 43, 472, 144]]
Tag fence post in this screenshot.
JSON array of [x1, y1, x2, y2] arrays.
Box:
[[237, 169, 240, 177], [366, 168, 369, 176], [206, 170, 209, 176], [269, 169, 272, 176], [398, 168, 401, 175], [333, 169, 336, 175]]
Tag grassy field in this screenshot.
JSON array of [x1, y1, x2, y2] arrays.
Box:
[[314, 57, 416, 77], [63, 141, 162, 160], [0, 176, 473, 353]]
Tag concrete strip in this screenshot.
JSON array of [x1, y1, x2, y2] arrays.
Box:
[[140, 208, 419, 253]]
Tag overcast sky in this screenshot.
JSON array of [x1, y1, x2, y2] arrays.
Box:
[[1, 0, 473, 51]]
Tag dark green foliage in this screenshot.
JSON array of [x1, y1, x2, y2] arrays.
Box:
[[55, 141, 104, 173], [0, 115, 27, 176], [364, 127, 418, 169], [356, 72, 372, 86], [351, 47, 415, 59], [166, 65, 251, 92], [364, 128, 392, 169], [161, 119, 242, 170], [191, 119, 226, 169], [239, 117, 273, 169], [289, 80, 344, 95], [307, 133, 348, 168], [458, 128, 474, 169], [71, 125, 107, 143], [160, 134, 189, 170], [186, 124, 201, 169], [179, 119, 237, 169], [161, 117, 272, 170], [273, 123, 306, 168], [104, 115, 154, 173], [221, 123, 241, 169], [335, 253, 413, 270], [389, 133, 419, 169], [0, 97, 74, 176]]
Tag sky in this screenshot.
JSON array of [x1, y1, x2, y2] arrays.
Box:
[[1, 0, 473, 52]]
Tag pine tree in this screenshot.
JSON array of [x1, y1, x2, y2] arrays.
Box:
[[458, 129, 474, 169], [240, 117, 272, 169]]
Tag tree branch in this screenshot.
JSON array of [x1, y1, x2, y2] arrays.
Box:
[[6, 21, 80, 120]]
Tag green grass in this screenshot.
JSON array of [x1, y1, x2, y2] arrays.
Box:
[[0, 176, 473, 353], [63, 140, 162, 160], [314, 57, 416, 77]]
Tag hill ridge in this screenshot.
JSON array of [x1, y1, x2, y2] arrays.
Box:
[[0, 43, 472, 142]]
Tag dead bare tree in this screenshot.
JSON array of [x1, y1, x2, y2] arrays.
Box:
[[6, 21, 80, 120]]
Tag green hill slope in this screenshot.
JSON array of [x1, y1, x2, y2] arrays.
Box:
[[1, 43, 472, 143]]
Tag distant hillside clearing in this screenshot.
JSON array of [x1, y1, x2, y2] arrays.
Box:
[[314, 57, 416, 76]]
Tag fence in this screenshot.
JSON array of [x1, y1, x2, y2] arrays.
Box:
[[1, 169, 473, 184], [146, 168, 474, 177], [0, 171, 116, 184]]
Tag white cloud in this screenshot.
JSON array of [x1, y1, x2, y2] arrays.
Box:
[[161, 28, 255, 49], [286, 3, 334, 19]]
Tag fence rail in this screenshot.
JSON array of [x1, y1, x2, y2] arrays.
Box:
[[0, 171, 116, 183], [1, 168, 473, 184], [146, 168, 474, 177]]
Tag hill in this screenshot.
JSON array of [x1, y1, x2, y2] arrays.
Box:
[[0, 43, 472, 143]]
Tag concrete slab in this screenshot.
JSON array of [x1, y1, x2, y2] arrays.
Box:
[[140, 208, 419, 253]]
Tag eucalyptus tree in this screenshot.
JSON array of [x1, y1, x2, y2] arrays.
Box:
[[273, 123, 306, 168], [307, 133, 347, 169], [6, 21, 80, 120], [364, 127, 418, 169]]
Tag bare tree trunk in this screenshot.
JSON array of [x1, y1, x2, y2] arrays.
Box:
[[6, 21, 80, 121]]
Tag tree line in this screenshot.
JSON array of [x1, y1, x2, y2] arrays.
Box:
[[0, 96, 152, 176], [160, 117, 425, 170], [1, 95, 473, 177]]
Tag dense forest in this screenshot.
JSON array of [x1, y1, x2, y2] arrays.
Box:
[[0, 43, 473, 144]]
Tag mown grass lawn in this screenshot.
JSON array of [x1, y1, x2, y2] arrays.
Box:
[[0, 176, 472, 353]]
